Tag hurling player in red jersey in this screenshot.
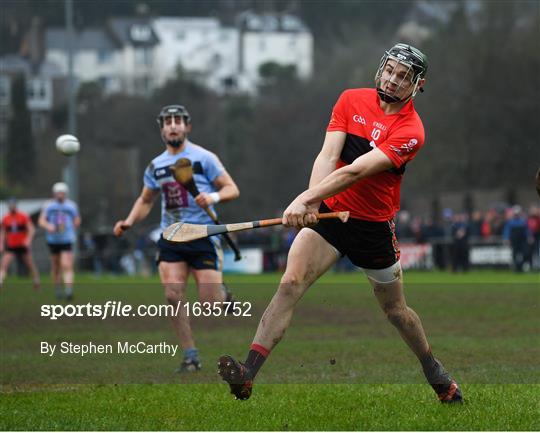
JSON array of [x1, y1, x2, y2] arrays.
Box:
[[219, 44, 462, 403], [0, 198, 40, 290]]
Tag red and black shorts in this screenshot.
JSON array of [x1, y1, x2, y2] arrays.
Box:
[[309, 203, 400, 270], [5, 246, 29, 256]]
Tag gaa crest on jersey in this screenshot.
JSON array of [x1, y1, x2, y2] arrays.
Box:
[[352, 114, 366, 125]]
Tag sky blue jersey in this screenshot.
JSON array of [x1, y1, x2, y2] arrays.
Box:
[[144, 141, 225, 230], [42, 199, 80, 244]]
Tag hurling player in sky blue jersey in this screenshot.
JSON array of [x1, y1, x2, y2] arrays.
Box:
[[39, 182, 81, 300], [114, 105, 239, 372]]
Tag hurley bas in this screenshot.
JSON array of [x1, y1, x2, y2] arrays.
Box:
[[41, 341, 179, 357]]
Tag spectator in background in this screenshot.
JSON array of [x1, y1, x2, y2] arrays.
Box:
[[451, 213, 470, 272], [410, 216, 425, 243], [469, 210, 483, 238], [527, 206, 540, 270], [0, 198, 41, 290], [491, 206, 506, 236], [92, 233, 107, 275], [441, 208, 454, 268], [134, 230, 152, 277], [536, 167, 540, 197], [442, 208, 454, 237], [396, 210, 414, 239], [481, 209, 496, 238], [503, 206, 531, 272], [81, 232, 99, 275], [423, 216, 446, 270]]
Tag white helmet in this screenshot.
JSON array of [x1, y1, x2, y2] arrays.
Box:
[[52, 182, 69, 194]]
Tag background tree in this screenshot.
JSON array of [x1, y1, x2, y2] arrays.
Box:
[[3, 0, 539, 224], [6, 74, 35, 186]]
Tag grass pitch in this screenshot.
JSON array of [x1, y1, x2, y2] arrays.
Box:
[[1, 270, 538, 430]]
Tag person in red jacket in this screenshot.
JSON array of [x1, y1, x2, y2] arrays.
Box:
[[218, 43, 462, 404], [0, 198, 40, 290]]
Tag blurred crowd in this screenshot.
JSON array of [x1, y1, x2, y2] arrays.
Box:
[[77, 204, 540, 275], [395, 204, 540, 272], [79, 229, 155, 276]]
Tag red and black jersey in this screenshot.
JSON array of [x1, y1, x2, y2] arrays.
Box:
[[325, 88, 425, 221], [2, 211, 30, 248]]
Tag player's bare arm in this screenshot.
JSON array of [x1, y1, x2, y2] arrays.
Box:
[[25, 220, 36, 247], [283, 148, 394, 228], [194, 171, 239, 208], [38, 209, 55, 233], [282, 131, 345, 227], [308, 131, 347, 188], [114, 187, 160, 236], [0, 226, 5, 253]]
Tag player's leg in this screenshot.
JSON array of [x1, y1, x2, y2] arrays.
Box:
[[190, 238, 228, 305], [367, 265, 430, 358], [219, 228, 339, 400], [158, 260, 200, 372], [367, 264, 462, 403], [192, 269, 226, 303], [21, 250, 41, 290], [60, 249, 75, 300], [0, 251, 15, 289], [253, 228, 339, 349], [48, 246, 62, 299]]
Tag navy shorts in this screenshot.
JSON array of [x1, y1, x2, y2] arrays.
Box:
[[6, 246, 28, 255], [47, 243, 73, 255], [310, 203, 400, 270], [157, 236, 222, 271]]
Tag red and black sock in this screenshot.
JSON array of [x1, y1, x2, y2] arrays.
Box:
[[244, 343, 270, 379]]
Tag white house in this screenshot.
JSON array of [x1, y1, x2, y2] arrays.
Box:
[[45, 18, 160, 96], [151, 17, 239, 93], [45, 28, 121, 93], [42, 12, 313, 96], [0, 54, 62, 137], [236, 12, 313, 93]]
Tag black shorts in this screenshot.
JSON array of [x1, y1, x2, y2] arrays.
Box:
[[157, 236, 222, 271], [6, 246, 28, 255], [310, 203, 400, 270], [47, 243, 73, 255]]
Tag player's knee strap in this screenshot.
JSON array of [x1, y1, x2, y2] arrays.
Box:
[[362, 261, 402, 284]]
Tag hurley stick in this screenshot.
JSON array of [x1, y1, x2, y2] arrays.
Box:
[[163, 212, 350, 244], [170, 158, 242, 261]]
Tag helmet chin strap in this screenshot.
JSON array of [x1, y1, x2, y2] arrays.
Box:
[[377, 81, 419, 104], [377, 88, 402, 103]]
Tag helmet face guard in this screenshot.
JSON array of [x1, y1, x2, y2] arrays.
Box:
[[156, 105, 191, 128], [157, 105, 191, 148], [375, 43, 428, 104]]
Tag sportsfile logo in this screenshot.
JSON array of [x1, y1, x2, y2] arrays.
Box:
[[40, 301, 252, 320], [390, 138, 418, 156], [352, 114, 366, 125]]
